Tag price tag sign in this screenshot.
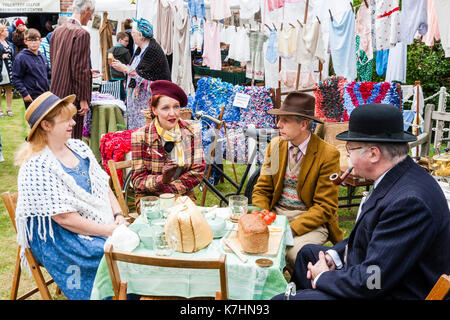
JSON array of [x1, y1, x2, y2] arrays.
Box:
[[233, 93, 251, 109]]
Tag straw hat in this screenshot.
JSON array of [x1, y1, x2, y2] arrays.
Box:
[[25, 92, 76, 142]]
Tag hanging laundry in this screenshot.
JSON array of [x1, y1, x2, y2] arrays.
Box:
[[190, 16, 204, 52], [227, 26, 250, 63], [400, 0, 428, 45], [265, 29, 278, 63], [187, 0, 206, 20], [267, 0, 285, 12], [434, 0, 450, 57], [374, 0, 400, 51], [278, 70, 315, 89], [172, 5, 195, 95], [246, 31, 268, 81], [385, 42, 407, 83], [422, 0, 440, 46], [329, 9, 357, 81], [156, 0, 175, 55], [295, 20, 326, 66], [278, 26, 297, 59], [355, 1, 373, 61], [220, 25, 234, 44], [375, 49, 389, 76], [202, 22, 222, 70], [239, 0, 260, 20], [210, 0, 231, 20], [356, 36, 373, 82]]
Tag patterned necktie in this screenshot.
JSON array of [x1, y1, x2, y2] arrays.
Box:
[[289, 146, 301, 170]]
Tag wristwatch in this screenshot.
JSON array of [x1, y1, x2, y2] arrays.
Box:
[[113, 211, 123, 218]]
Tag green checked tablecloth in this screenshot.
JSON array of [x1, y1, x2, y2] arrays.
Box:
[[90, 212, 289, 300], [84, 104, 126, 162]]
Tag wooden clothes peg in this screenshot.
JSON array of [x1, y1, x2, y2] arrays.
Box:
[[265, 23, 272, 31], [364, 0, 369, 8], [350, 2, 354, 13], [329, 9, 333, 21], [289, 23, 295, 29], [316, 16, 321, 24], [273, 23, 277, 31], [297, 19, 303, 27]]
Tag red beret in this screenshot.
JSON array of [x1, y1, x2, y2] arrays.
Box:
[[15, 19, 25, 27], [150, 80, 188, 108]]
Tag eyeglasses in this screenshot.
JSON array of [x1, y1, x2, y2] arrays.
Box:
[[26, 39, 40, 42], [345, 145, 368, 156]]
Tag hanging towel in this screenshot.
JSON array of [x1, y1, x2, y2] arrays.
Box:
[[202, 22, 222, 70], [400, 0, 428, 45], [376, 49, 389, 76], [385, 42, 407, 83], [422, 0, 440, 46], [329, 9, 357, 81], [295, 20, 326, 66], [434, 0, 450, 57]]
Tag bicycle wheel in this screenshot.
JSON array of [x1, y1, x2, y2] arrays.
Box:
[[244, 167, 261, 205], [123, 171, 136, 213]]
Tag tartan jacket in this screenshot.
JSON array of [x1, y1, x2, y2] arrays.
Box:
[[131, 119, 205, 202]]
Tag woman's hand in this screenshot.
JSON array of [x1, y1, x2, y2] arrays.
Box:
[[114, 214, 129, 227], [111, 59, 129, 73]]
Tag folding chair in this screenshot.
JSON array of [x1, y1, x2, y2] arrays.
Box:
[[1, 192, 61, 300], [100, 80, 122, 100], [108, 159, 134, 218], [425, 274, 450, 300], [104, 244, 228, 300]]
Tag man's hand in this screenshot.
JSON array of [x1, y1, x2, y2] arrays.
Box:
[[23, 95, 33, 102], [161, 163, 179, 184], [2, 53, 8, 60], [78, 100, 89, 116], [325, 253, 336, 270], [306, 251, 331, 289]]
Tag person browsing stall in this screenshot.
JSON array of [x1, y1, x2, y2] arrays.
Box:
[[131, 80, 205, 212], [15, 92, 128, 300], [12, 28, 51, 109], [252, 92, 343, 271], [273, 103, 450, 300]]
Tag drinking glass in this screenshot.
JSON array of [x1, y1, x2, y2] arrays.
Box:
[[140, 196, 161, 224], [151, 219, 177, 256], [228, 195, 248, 222], [159, 193, 175, 218]]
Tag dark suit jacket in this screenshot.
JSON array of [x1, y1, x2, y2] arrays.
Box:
[[50, 20, 91, 107], [317, 156, 450, 299]]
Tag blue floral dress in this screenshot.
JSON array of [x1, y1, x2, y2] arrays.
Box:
[[28, 151, 107, 300]]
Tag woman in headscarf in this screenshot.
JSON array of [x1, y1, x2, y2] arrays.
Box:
[[131, 80, 205, 211], [111, 18, 170, 130]]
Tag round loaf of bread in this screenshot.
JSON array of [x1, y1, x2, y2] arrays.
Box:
[[237, 214, 269, 254]]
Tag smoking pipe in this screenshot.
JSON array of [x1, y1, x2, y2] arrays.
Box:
[[330, 167, 354, 185]]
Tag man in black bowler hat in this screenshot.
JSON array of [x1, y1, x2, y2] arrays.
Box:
[[273, 103, 450, 300]]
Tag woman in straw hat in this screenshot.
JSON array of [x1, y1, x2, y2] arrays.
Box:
[[14, 92, 128, 300]]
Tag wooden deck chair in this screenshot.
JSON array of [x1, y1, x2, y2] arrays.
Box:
[[108, 159, 133, 218], [104, 244, 228, 300], [425, 274, 450, 300], [1, 192, 61, 300]]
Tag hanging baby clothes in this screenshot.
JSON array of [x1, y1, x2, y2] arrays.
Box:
[[356, 36, 373, 82], [422, 0, 440, 47], [246, 31, 268, 81], [210, 0, 231, 20], [265, 29, 278, 63], [374, 0, 400, 51], [400, 0, 428, 45], [355, 1, 373, 61], [314, 76, 348, 122], [190, 16, 204, 52], [263, 37, 279, 88], [267, 0, 285, 12], [156, 0, 175, 55], [278, 26, 297, 59], [187, 0, 206, 20], [295, 20, 326, 66], [202, 22, 222, 70], [434, 0, 450, 57], [172, 5, 195, 95], [385, 42, 407, 83], [227, 26, 250, 63], [220, 25, 234, 44], [329, 9, 357, 81], [240, 0, 260, 20], [375, 49, 389, 76]]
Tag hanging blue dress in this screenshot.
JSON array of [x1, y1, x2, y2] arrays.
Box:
[[28, 150, 107, 300]]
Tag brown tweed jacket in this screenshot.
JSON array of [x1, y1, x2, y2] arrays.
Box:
[[252, 133, 343, 245], [50, 19, 92, 107]]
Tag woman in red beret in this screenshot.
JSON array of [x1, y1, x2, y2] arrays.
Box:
[[130, 80, 205, 210]]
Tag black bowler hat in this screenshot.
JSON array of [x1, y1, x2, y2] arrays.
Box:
[[336, 103, 417, 143]]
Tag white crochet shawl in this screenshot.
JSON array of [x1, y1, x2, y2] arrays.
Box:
[[15, 139, 115, 259]]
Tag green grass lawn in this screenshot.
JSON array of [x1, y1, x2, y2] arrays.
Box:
[[0, 97, 358, 300]]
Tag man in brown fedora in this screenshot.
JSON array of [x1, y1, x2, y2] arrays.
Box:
[[252, 92, 343, 271]]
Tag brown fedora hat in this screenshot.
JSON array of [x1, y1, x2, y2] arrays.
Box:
[[268, 91, 323, 123]]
